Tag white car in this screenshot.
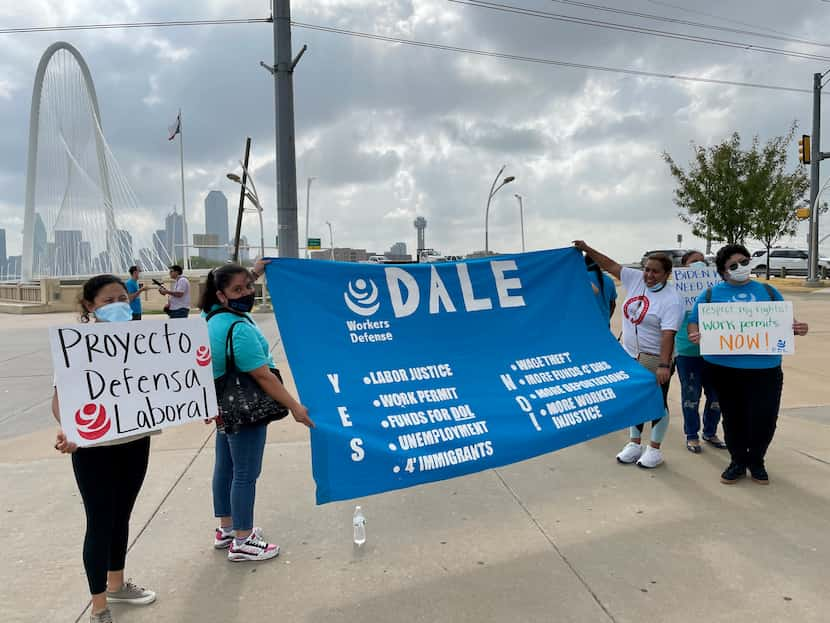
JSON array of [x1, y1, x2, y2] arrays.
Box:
[[748, 248, 830, 277]]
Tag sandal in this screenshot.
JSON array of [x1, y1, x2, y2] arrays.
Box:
[[703, 435, 727, 449], [686, 440, 702, 454]]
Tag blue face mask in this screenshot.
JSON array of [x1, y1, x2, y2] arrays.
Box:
[[95, 302, 133, 323], [647, 282, 666, 293], [690, 261, 707, 269]]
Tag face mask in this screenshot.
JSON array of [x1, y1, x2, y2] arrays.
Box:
[[94, 302, 133, 323], [647, 282, 666, 293], [690, 261, 707, 269], [227, 293, 256, 313], [728, 264, 752, 282]]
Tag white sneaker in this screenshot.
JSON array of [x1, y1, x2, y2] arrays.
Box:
[[636, 445, 664, 469], [228, 533, 280, 562], [616, 442, 643, 464], [215, 525, 263, 549]]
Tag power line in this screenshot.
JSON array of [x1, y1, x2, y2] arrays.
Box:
[[0, 17, 271, 35], [291, 21, 815, 94], [448, 0, 830, 63], [644, 0, 797, 38], [547, 0, 830, 50]]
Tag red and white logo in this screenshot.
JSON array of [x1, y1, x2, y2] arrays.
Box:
[[623, 295, 650, 325], [75, 403, 111, 441], [195, 345, 212, 367]]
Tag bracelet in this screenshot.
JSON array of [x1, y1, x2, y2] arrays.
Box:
[[657, 363, 670, 369]]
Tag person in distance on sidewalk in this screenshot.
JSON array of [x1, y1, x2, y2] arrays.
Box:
[[674, 251, 726, 454], [52, 275, 157, 623], [686, 244, 809, 485], [575, 241, 685, 469]]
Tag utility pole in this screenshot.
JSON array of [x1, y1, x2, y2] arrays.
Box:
[[807, 73, 822, 284], [232, 138, 252, 263], [270, 1, 305, 259]]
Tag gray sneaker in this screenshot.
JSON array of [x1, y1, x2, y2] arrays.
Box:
[[106, 579, 156, 605], [90, 608, 113, 623]]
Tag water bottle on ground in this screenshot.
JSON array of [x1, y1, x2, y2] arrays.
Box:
[[353, 505, 366, 546]]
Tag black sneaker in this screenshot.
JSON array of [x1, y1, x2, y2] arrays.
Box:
[[721, 462, 746, 484], [749, 464, 769, 485]]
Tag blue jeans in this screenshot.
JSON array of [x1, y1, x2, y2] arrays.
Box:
[[676, 355, 721, 441], [212, 424, 267, 531]]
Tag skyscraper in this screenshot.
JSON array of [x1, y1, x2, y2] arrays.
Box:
[[113, 229, 133, 272], [165, 211, 185, 263], [0, 228, 6, 273], [204, 191, 229, 261], [33, 213, 47, 276]]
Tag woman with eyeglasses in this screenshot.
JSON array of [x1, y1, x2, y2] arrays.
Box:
[[574, 241, 685, 469], [686, 244, 809, 485]]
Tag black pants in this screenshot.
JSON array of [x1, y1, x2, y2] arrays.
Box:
[[704, 362, 783, 468], [131, 313, 142, 321], [71, 436, 150, 594]]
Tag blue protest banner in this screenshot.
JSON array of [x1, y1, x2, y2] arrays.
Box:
[[266, 248, 663, 504]]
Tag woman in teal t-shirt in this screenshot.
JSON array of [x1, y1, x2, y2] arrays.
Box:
[[675, 251, 724, 454], [200, 262, 313, 563], [687, 244, 809, 485]]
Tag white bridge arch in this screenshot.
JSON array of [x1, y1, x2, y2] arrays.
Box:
[[21, 42, 173, 280]]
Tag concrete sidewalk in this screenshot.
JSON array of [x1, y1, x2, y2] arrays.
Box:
[[1, 299, 828, 623]]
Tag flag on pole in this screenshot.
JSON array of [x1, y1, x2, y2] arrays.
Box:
[[167, 112, 181, 141]]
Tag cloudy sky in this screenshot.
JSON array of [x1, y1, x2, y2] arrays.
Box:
[[2, 0, 830, 263]]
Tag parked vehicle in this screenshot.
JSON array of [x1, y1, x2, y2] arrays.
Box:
[[748, 247, 830, 277], [639, 249, 690, 268]]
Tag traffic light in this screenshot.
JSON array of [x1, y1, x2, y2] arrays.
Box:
[[798, 134, 811, 164], [796, 207, 811, 220]]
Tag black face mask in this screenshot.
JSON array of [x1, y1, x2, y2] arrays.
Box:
[[226, 293, 255, 313]]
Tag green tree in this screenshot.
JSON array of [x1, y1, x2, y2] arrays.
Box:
[[663, 125, 808, 255]]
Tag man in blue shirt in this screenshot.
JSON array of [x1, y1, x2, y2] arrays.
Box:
[[125, 266, 145, 320]]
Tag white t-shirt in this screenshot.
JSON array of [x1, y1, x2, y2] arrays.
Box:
[[619, 267, 684, 358], [168, 276, 191, 310]]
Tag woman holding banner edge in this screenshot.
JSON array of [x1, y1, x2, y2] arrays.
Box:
[[574, 241, 685, 469], [52, 275, 156, 623], [200, 261, 313, 563], [687, 244, 809, 485]]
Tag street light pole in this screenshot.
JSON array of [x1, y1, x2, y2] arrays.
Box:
[[484, 165, 516, 254], [305, 176, 316, 258], [515, 194, 526, 253], [326, 221, 334, 261]]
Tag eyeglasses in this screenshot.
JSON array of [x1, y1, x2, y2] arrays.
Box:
[[727, 258, 750, 271]]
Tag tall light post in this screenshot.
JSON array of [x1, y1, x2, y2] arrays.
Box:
[[514, 193, 526, 253], [484, 165, 516, 254], [326, 220, 334, 261], [227, 165, 270, 310], [305, 176, 316, 258]]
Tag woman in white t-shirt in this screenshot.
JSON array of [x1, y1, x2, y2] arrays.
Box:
[[574, 241, 685, 468]]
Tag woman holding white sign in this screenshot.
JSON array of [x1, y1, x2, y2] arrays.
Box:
[[52, 275, 156, 623], [687, 244, 808, 485], [574, 242, 685, 469], [200, 262, 313, 563], [675, 251, 725, 454]]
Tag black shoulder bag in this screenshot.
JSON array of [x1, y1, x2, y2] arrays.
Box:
[[207, 309, 289, 434]]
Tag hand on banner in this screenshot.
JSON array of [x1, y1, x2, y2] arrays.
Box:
[[54, 430, 78, 454], [573, 240, 589, 252], [291, 404, 315, 429], [251, 257, 271, 280], [793, 321, 809, 336]]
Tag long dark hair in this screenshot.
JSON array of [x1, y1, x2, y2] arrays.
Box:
[[79, 274, 127, 323], [585, 254, 605, 296], [199, 264, 251, 312]]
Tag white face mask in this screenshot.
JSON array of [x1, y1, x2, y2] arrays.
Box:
[[728, 264, 752, 282], [690, 261, 707, 269], [94, 301, 133, 322]]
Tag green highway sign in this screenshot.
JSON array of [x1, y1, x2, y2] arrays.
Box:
[[308, 238, 322, 250]]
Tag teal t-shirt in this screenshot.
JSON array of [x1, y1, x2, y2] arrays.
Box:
[[126, 278, 141, 315], [688, 280, 784, 369], [203, 306, 275, 379], [675, 311, 699, 357]]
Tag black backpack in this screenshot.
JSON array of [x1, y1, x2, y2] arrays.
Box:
[[703, 282, 776, 303]]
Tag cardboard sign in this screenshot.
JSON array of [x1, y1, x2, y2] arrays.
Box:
[[50, 318, 218, 446], [672, 267, 722, 311], [698, 301, 794, 355]]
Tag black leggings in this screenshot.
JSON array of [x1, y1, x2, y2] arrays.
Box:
[[71, 436, 150, 594]]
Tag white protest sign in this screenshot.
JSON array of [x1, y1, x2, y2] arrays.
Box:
[[672, 267, 722, 311], [50, 318, 218, 447], [698, 301, 794, 356]]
